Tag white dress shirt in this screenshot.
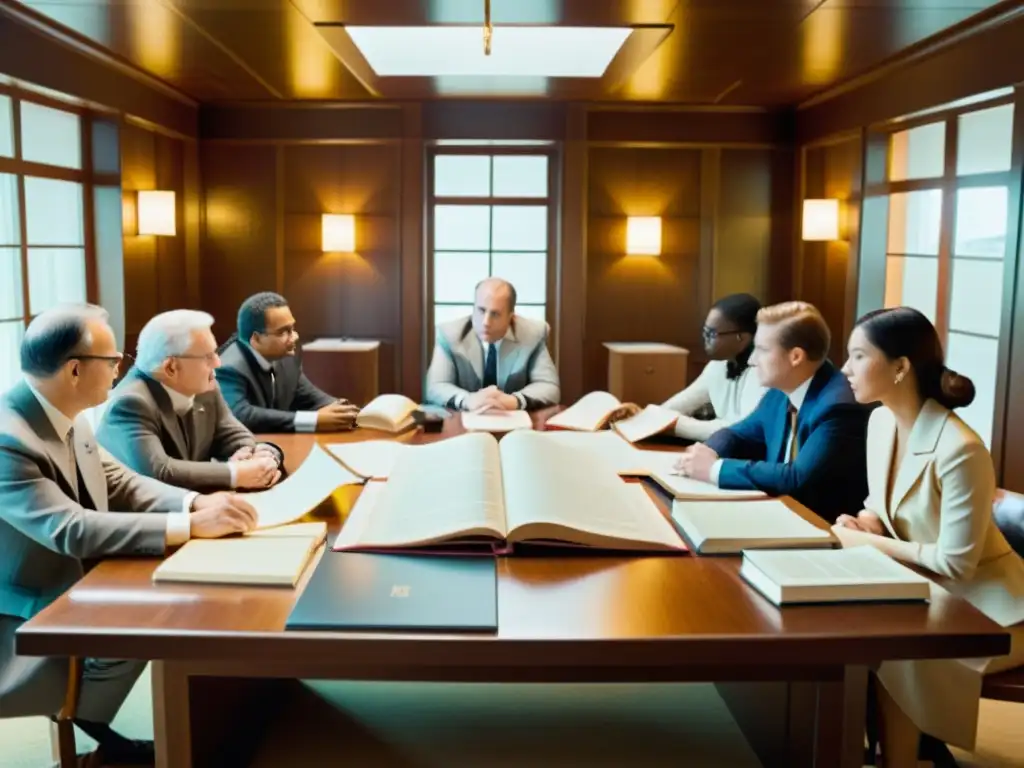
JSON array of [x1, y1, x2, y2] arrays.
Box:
[[160, 382, 240, 488], [246, 344, 319, 432], [709, 374, 814, 486], [26, 383, 194, 545], [661, 361, 766, 441], [457, 335, 527, 410]]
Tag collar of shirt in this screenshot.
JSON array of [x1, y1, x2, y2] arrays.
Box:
[[787, 375, 814, 413], [159, 381, 196, 416], [25, 381, 75, 441], [244, 342, 273, 373], [480, 329, 513, 356]]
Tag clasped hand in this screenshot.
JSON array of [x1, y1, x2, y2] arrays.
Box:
[[465, 386, 519, 412], [671, 442, 719, 483]]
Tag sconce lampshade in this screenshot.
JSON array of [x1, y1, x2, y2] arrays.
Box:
[[137, 191, 176, 236], [626, 216, 662, 255], [802, 199, 840, 241], [322, 214, 356, 252]]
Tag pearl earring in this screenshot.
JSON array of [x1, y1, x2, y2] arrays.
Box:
[[894, 372, 904, 385]]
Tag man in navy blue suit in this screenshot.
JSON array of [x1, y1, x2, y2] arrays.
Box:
[[675, 301, 870, 522]]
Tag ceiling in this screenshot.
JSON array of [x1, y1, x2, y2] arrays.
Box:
[[4, 0, 1017, 105]]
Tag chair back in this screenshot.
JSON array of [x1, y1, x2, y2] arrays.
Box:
[[994, 489, 1024, 558]]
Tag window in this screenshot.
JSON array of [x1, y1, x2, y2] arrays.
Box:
[[0, 88, 90, 394], [429, 150, 552, 334], [868, 99, 1015, 449]]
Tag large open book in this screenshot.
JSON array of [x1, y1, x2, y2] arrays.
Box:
[[332, 431, 685, 554], [740, 546, 932, 606], [357, 394, 419, 433], [671, 499, 835, 554], [153, 522, 327, 586], [545, 392, 678, 443]]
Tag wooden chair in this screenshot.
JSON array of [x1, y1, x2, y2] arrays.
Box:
[[49, 656, 96, 768]]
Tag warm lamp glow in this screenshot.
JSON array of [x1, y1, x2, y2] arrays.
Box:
[[137, 191, 176, 236], [626, 216, 661, 255], [322, 214, 355, 252], [802, 199, 840, 241]]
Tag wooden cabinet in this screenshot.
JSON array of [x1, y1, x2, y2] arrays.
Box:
[[301, 339, 380, 406], [603, 342, 689, 405]]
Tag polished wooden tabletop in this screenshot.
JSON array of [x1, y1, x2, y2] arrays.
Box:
[[17, 409, 1011, 670]]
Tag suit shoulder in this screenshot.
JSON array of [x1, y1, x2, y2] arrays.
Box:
[[216, 340, 247, 370], [513, 315, 550, 346], [436, 316, 472, 345], [938, 408, 987, 457], [107, 375, 152, 406]]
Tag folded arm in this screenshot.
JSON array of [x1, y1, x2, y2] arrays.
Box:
[[209, 391, 258, 462], [514, 343, 561, 408], [705, 396, 770, 459]]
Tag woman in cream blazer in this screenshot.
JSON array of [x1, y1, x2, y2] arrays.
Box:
[[836, 307, 1024, 766]]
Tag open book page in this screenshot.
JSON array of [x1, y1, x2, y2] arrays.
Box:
[[332, 432, 507, 550], [671, 499, 832, 553], [535, 430, 638, 473], [248, 443, 362, 529], [629, 450, 768, 500], [612, 405, 679, 443], [357, 394, 418, 432], [545, 391, 622, 431], [327, 440, 409, 479], [463, 410, 533, 433], [245, 521, 328, 540], [498, 431, 684, 551]]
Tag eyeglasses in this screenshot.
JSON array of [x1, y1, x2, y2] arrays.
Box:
[[701, 326, 744, 342], [69, 352, 131, 373], [260, 324, 297, 339], [174, 352, 219, 364]]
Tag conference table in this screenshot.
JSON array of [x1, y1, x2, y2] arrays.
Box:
[[16, 408, 1011, 768]]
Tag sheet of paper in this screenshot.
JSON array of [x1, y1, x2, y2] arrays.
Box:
[[612, 404, 679, 443], [327, 440, 409, 479], [248, 443, 362, 529], [303, 338, 381, 352], [463, 410, 533, 432]]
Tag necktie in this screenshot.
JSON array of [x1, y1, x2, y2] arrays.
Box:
[[66, 426, 78, 488], [483, 344, 498, 388], [177, 411, 194, 456], [269, 367, 277, 407], [786, 403, 799, 462]]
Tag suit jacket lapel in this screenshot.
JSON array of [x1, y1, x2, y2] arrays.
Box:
[[238, 343, 274, 407], [72, 421, 107, 511], [459, 325, 484, 384], [498, 324, 522, 391], [890, 399, 949, 516], [137, 371, 192, 459], [869, 409, 901, 538]]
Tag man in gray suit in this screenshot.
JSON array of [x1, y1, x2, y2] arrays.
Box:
[[0, 304, 258, 766], [216, 291, 360, 433], [98, 310, 282, 492], [426, 278, 560, 411]]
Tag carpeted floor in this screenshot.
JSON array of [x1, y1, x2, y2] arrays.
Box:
[[1, 668, 1021, 767]]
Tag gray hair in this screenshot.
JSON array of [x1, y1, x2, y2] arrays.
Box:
[[21, 303, 110, 377], [136, 310, 215, 372]]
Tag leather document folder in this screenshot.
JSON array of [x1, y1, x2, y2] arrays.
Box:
[[285, 552, 498, 632]]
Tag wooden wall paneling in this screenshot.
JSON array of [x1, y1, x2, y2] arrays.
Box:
[[92, 117, 127, 347], [154, 133, 187, 315], [557, 104, 587, 405], [399, 104, 423, 401], [280, 142, 402, 394], [421, 101, 567, 141], [995, 88, 1024, 491], [716, 149, 775, 303], [199, 143, 278, 339], [585, 146, 703, 394], [120, 123, 159, 350], [182, 139, 201, 308], [588, 109, 791, 146], [200, 105, 403, 142], [696, 148, 719, 382], [767, 148, 796, 306]]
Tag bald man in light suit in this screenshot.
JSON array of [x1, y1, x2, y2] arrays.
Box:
[[0, 304, 257, 766]]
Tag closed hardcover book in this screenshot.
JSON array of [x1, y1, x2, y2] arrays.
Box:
[[285, 552, 498, 632]]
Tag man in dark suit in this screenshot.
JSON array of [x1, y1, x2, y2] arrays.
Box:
[[675, 301, 870, 522], [215, 292, 359, 433], [98, 310, 282, 492], [0, 304, 257, 766]]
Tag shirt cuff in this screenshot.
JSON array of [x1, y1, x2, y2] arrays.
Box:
[[256, 442, 283, 466], [166, 494, 195, 547], [514, 393, 527, 410], [709, 459, 723, 486], [227, 462, 238, 488], [294, 411, 318, 432]]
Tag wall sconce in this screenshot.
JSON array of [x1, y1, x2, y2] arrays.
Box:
[[802, 199, 841, 241], [626, 216, 662, 255], [322, 214, 356, 252], [137, 191, 176, 236]]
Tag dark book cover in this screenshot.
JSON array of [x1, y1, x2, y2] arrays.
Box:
[[286, 552, 498, 632]]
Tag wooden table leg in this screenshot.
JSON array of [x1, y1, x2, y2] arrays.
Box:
[[716, 666, 868, 768], [152, 662, 292, 768]]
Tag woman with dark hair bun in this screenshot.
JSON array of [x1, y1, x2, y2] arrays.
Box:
[[837, 306, 1024, 766]]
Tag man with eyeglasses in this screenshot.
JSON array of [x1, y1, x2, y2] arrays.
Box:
[[216, 292, 359, 433], [97, 310, 282, 492], [0, 304, 258, 766]]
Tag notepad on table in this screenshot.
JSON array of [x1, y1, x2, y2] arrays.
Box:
[[671, 498, 835, 554], [153, 522, 327, 587], [739, 546, 932, 606], [462, 409, 533, 433]]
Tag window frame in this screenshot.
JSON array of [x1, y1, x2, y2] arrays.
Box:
[[424, 144, 559, 363], [857, 90, 1021, 471], [0, 83, 102, 332]]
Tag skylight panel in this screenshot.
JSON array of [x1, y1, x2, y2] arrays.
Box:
[[346, 26, 632, 78]]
